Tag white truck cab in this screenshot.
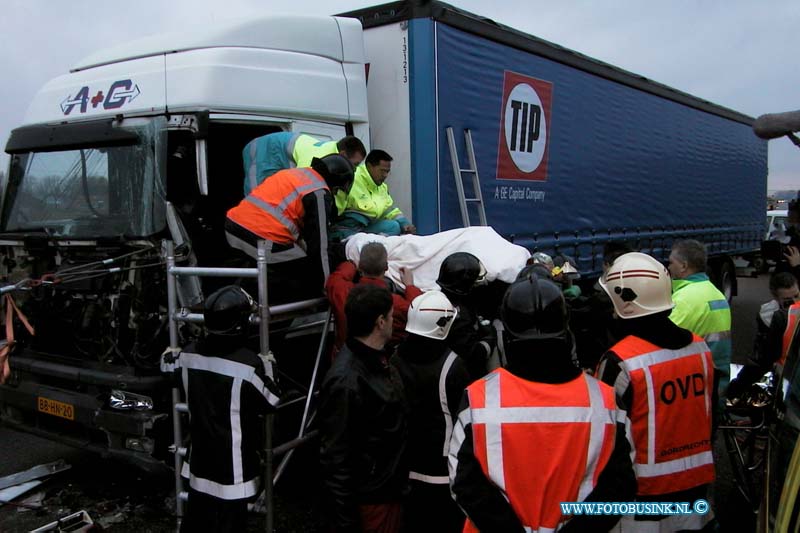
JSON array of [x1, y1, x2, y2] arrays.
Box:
[[0, 16, 370, 470]]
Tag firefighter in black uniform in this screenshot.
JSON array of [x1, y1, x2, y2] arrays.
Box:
[[393, 290, 471, 533], [437, 252, 497, 380], [176, 286, 280, 533]]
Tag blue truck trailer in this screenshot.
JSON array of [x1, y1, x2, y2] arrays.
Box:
[[0, 1, 765, 468], [345, 1, 767, 297]]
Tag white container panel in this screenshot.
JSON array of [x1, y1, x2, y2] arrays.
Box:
[[363, 23, 413, 221]]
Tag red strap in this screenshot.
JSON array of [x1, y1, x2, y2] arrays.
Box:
[[0, 295, 34, 385], [5, 295, 34, 336]]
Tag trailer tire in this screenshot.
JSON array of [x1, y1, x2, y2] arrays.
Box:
[[717, 260, 736, 303], [751, 257, 766, 276]]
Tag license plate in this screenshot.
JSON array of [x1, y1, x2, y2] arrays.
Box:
[[37, 397, 75, 421]]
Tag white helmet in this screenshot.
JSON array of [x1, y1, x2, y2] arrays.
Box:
[[599, 252, 674, 319], [406, 291, 458, 340]]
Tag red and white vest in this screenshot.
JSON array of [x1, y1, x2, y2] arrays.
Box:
[[612, 334, 715, 495], [463, 368, 620, 532]]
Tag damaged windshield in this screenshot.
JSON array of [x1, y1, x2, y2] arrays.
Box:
[[2, 117, 167, 238]]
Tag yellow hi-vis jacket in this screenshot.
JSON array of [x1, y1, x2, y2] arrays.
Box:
[[242, 133, 337, 196], [292, 135, 338, 168], [669, 273, 732, 393], [335, 164, 407, 223]]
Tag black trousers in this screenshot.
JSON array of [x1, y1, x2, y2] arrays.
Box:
[[224, 218, 325, 304], [180, 489, 248, 533], [404, 480, 465, 533]]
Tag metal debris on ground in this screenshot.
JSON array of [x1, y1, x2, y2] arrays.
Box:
[[30, 509, 94, 532], [0, 459, 71, 490], [12, 490, 46, 511], [0, 479, 44, 507], [95, 502, 132, 529]]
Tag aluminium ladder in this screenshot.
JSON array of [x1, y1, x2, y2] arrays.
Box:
[[446, 127, 488, 227], [163, 239, 330, 532]]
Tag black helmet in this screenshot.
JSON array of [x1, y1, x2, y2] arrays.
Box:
[[311, 154, 354, 192], [516, 263, 552, 282], [437, 252, 486, 296], [203, 286, 255, 336], [500, 275, 568, 340]]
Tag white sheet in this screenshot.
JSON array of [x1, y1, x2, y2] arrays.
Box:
[[344, 227, 531, 291]]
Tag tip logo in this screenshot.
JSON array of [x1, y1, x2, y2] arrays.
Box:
[[61, 79, 140, 116], [496, 71, 553, 181]]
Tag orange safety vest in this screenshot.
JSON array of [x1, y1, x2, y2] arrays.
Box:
[[226, 167, 328, 245], [463, 368, 620, 532], [774, 302, 800, 403], [612, 334, 715, 495], [780, 302, 800, 367]]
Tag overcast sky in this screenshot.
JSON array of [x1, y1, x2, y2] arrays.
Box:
[[1, 0, 798, 190]]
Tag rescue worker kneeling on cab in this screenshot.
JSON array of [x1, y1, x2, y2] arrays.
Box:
[[449, 275, 636, 532], [176, 286, 281, 533], [242, 132, 365, 195], [331, 149, 416, 240], [597, 252, 716, 532], [225, 154, 354, 297], [393, 291, 470, 533]]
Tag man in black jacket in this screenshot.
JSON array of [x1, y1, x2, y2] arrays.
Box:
[[394, 290, 470, 533], [319, 284, 408, 533]]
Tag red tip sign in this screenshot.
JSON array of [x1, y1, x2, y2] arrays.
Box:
[[495, 71, 553, 181]]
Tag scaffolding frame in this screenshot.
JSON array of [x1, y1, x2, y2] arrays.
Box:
[[163, 240, 329, 532]]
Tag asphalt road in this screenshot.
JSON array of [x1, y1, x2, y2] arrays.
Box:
[[0, 273, 772, 532]]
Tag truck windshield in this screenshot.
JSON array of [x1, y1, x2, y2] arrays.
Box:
[[1, 117, 167, 238]]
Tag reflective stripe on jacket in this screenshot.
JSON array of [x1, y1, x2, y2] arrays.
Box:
[[227, 167, 328, 244], [612, 334, 715, 495], [242, 131, 300, 195], [460, 368, 619, 532], [336, 163, 405, 221], [175, 343, 279, 500], [242, 133, 335, 195]]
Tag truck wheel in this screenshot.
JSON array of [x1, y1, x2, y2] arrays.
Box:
[[719, 261, 736, 302], [751, 257, 766, 276]]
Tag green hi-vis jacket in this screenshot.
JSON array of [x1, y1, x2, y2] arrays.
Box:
[[334, 164, 408, 226], [669, 273, 732, 378], [292, 135, 338, 168], [242, 133, 338, 196]]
